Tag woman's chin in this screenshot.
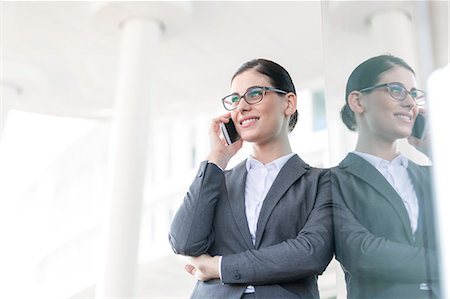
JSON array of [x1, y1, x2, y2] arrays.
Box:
[[239, 132, 257, 143], [395, 130, 412, 140]]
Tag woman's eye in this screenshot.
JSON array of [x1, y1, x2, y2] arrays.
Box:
[[390, 85, 404, 95], [231, 96, 240, 103], [248, 89, 262, 98]]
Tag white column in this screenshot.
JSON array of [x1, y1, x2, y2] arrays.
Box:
[[0, 83, 20, 140], [96, 18, 162, 299], [428, 1, 449, 69], [428, 64, 450, 299], [369, 9, 419, 70]]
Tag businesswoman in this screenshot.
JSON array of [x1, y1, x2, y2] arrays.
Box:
[[333, 54, 440, 299], [169, 59, 333, 299]]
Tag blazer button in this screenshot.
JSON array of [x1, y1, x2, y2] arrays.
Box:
[[233, 272, 241, 280]]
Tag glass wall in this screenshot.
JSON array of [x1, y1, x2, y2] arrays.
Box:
[[1, 1, 448, 298], [321, 1, 448, 298]]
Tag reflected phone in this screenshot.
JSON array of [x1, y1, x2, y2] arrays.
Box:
[[220, 119, 240, 145], [412, 113, 427, 139]]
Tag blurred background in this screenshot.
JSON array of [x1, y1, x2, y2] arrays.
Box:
[[0, 1, 448, 298]]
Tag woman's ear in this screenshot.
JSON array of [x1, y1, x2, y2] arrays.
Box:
[[284, 92, 297, 116], [347, 91, 364, 114]]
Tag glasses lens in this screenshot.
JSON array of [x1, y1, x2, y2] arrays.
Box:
[[388, 84, 406, 100], [244, 88, 264, 104], [223, 95, 240, 110], [412, 90, 426, 105]]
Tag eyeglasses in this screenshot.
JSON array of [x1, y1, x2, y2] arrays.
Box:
[[221, 86, 288, 111], [359, 82, 426, 106]]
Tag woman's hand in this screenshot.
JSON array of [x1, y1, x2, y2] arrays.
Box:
[[407, 134, 430, 157], [206, 113, 243, 169], [185, 254, 221, 281]]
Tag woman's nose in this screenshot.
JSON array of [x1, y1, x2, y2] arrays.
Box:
[[402, 94, 417, 109], [237, 97, 251, 112]]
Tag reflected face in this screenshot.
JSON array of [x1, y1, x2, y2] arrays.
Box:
[[230, 70, 289, 144], [359, 66, 419, 142]]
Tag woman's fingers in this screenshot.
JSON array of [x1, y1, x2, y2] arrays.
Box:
[[185, 264, 196, 276], [210, 114, 231, 140], [230, 137, 244, 152]]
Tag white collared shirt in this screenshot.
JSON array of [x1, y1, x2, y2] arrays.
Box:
[[244, 153, 296, 244], [242, 153, 295, 293], [352, 151, 419, 234]]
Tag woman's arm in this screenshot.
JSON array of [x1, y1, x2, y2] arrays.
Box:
[[169, 161, 224, 256], [185, 170, 334, 285], [169, 114, 243, 256], [332, 170, 439, 282]]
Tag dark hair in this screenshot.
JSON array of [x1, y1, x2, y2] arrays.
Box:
[[232, 58, 298, 132], [341, 54, 415, 131]]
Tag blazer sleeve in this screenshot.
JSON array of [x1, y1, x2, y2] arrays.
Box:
[[168, 161, 224, 256], [220, 169, 333, 285], [331, 169, 439, 282]]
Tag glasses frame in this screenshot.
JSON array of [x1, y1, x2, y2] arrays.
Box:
[[359, 82, 426, 105], [221, 86, 288, 111]]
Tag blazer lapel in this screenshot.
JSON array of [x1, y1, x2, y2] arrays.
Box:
[[407, 162, 430, 246], [341, 153, 414, 243], [226, 160, 255, 250], [254, 155, 309, 248]]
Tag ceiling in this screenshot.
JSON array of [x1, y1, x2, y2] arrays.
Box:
[[3, 1, 326, 118], [4, 1, 447, 119]]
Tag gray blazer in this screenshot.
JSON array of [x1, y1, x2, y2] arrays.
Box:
[[332, 153, 440, 299], [169, 155, 333, 299]]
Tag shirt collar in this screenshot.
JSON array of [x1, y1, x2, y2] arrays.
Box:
[[246, 153, 295, 172], [352, 151, 409, 169]]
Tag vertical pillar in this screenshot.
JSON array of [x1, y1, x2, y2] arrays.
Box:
[[428, 64, 450, 299], [0, 83, 20, 141], [428, 1, 449, 69], [369, 10, 418, 70], [95, 17, 162, 299]]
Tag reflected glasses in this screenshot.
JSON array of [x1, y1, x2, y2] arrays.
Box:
[[359, 82, 426, 106], [221, 86, 288, 111]]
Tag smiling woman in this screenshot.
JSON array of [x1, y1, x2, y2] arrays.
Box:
[[332, 55, 440, 299], [169, 58, 333, 299]]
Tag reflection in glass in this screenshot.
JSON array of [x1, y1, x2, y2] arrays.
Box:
[[331, 55, 440, 299]]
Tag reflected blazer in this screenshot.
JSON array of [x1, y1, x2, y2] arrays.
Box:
[[332, 153, 440, 299], [169, 155, 333, 299]]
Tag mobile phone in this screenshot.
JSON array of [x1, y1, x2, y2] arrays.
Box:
[[220, 119, 241, 145], [412, 113, 427, 139]]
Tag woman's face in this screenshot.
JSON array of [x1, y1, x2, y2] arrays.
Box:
[[358, 66, 420, 142], [230, 69, 291, 144]]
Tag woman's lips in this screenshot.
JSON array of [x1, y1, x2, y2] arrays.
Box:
[[394, 113, 412, 122], [239, 117, 259, 128]]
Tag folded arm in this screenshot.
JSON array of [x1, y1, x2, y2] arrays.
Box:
[[218, 170, 334, 285], [332, 172, 439, 282], [168, 161, 224, 256]]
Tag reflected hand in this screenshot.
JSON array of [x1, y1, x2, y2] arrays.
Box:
[[207, 113, 243, 169], [407, 134, 430, 157], [185, 254, 221, 281]]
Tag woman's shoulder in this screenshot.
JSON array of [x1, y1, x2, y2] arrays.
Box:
[[288, 155, 331, 181]]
